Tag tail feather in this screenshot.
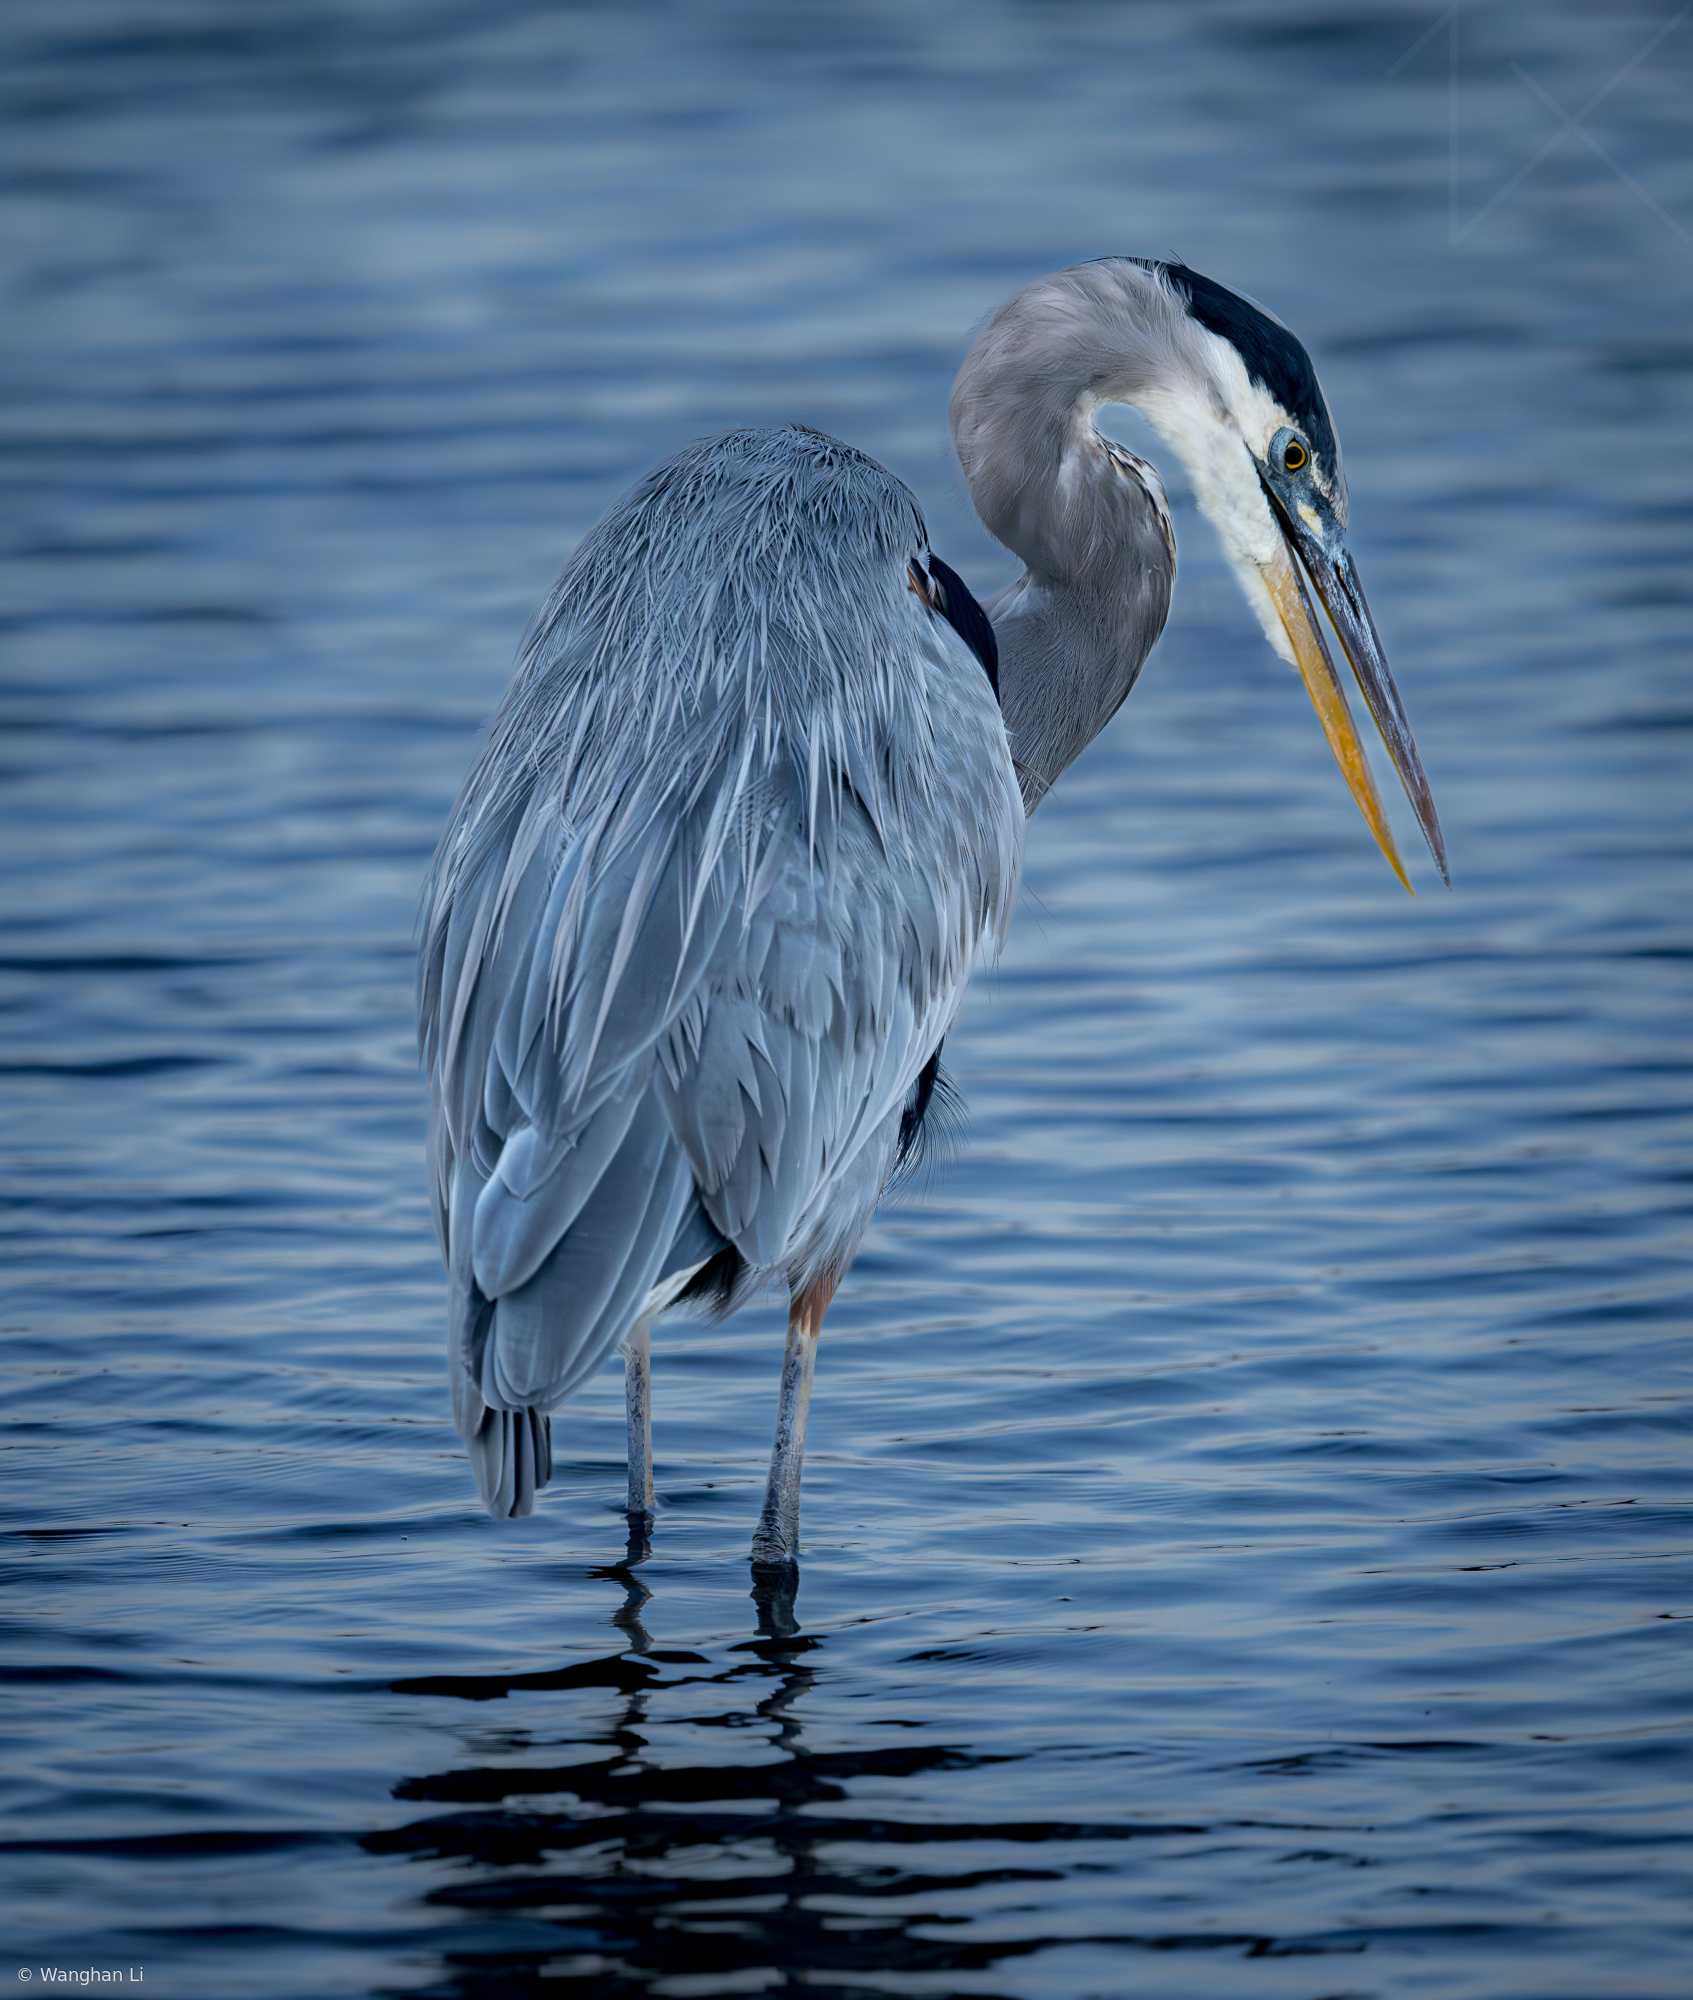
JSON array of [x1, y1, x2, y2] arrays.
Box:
[[444, 1091, 695, 1522], [466, 1403, 553, 1519]]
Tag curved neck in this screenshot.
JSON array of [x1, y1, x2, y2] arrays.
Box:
[[948, 263, 1186, 809]]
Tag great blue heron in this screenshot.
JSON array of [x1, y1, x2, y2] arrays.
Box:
[[419, 257, 1446, 1564]]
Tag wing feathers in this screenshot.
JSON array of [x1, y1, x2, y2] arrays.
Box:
[[470, 1079, 647, 1298], [480, 1092, 694, 1412]]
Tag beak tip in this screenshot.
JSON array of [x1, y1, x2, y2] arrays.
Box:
[[1423, 817, 1451, 890]]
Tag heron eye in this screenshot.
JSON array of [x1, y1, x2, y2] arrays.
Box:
[[1282, 439, 1307, 473]]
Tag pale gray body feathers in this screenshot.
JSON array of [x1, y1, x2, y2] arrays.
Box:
[[419, 426, 1023, 1517]]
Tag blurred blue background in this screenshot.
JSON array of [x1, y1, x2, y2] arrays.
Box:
[[2, 3, 1690, 1994]]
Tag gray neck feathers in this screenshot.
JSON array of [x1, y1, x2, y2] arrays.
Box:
[[948, 261, 1186, 809]]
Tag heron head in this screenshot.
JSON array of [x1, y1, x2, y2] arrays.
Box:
[[1129, 260, 1447, 892]]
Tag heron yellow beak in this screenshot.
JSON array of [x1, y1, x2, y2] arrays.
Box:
[[1257, 474, 1448, 894], [1261, 542, 1412, 893]]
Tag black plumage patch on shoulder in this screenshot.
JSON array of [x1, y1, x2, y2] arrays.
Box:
[[889, 1041, 964, 1191], [1147, 260, 1338, 482], [897, 1044, 943, 1167], [921, 553, 999, 699]]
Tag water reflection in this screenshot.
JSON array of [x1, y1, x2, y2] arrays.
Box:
[[374, 1560, 1068, 1996], [372, 1553, 1401, 1993]]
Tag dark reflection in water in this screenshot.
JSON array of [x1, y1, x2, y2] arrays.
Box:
[[371, 1562, 1305, 1998], [386, 1572, 1023, 1995]]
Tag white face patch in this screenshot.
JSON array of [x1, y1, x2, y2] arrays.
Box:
[[1129, 322, 1300, 662]]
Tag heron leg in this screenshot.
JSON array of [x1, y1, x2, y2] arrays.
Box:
[[619, 1320, 655, 1519], [751, 1274, 836, 1568]]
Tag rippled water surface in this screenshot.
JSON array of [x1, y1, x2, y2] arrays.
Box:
[[4, 3, 1692, 1994]]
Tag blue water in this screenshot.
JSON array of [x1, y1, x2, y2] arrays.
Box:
[[4, 3, 1691, 1994]]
